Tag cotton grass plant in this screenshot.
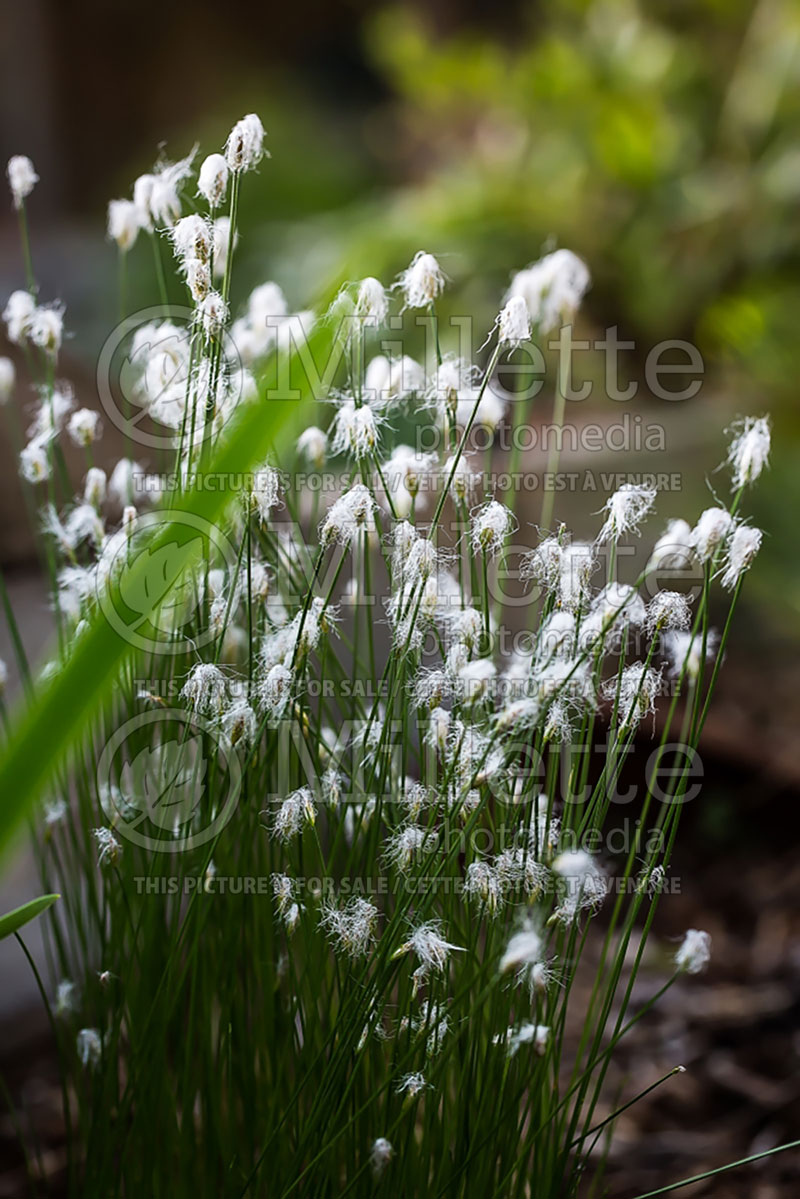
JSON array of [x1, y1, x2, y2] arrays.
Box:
[[0, 120, 788, 1197]]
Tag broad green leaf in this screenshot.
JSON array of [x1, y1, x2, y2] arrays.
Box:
[[0, 893, 60, 940], [0, 321, 334, 858]]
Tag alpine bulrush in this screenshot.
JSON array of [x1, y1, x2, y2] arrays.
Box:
[[3, 138, 773, 1199]]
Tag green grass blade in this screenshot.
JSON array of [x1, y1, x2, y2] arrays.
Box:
[[0, 893, 60, 940], [0, 325, 332, 858]]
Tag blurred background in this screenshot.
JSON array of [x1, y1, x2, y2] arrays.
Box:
[[1, 0, 800, 1194]]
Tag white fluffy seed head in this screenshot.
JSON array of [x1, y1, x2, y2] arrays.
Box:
[[297, 425, 327, 467], [506, 249, 590, 333], [465, 860, 503, 915], [721, 524, 762, 590], [272, 787, 316, 842], [171, 214, 212, 264], [505, 1022, 550, 1058], [260, 662, 293, 719], [558, 542, 595, 609], [197, 153, 229, 208], [370, 1137, 393, 1177], [84, 466, 107, 507], [726, 415, 770, 489], [396, 921, 463, 974], [3, 290, 35, 345], [646, 590, 691, 634], [552, 849, 606, 921], [497, 295, 531, 347], [7, 155, 38, 209], [199, 291, 228, 340], [398, 251, 446, 308], [92, 827, 121, 867], [691, 507, 733, 561], [598, 484, 657, 543], [356, 276, 388, 325], [675, 928, 711, 975], [610, 663, 662, 730], [225, 113, 266, 172], [320, 897, 378, 958], [330, 400, 380, 459], [648, 518, 694, 573], [28, 306, 64, 357], [250, 466, 281, 524], [68, 408, 102, 448], [181, 663, 227, 714], [500, 925, 543, 974], [0, 356, 15, 403], [591, 582, 646, 633], [20, 440, 50, 484], [320, 483, 375, 548], [471, 499, 515, 556], [77, 1028, 102, 1069], [107, 199, 139, 251]]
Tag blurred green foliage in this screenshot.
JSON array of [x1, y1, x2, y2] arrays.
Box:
[[364, 0, 800, 400], [357, 0, 800, 627]]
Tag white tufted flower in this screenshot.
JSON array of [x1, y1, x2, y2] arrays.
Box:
[[355, 276, 388, 326], [330, 399, 380, 459], [393, 920, 464, 974], [370, 1137, 394, 1178], [171, 214, 212, 264], [92, 827, 121, 867], [259, 662, 293, 719], [552, 850, 606, 921], [648, 518, 695, 573], [472, 499, 515, 556], [320, 483, 375, 548], [608, 663, 662, 730], [397, 251, 446, 309], [225, 114, 267, 172], [197, 153, 229, 208], [27, 305, 64, 357], [726, 416, 770, 490], [107, 199, 139, 251], [691, 507, 733, 562], [497, 295, 531, 348], [297, 426, 327, 467], [320, 897, 378, 958], [720, 524, 762, 590], [675, 928, 711, 975], [181, 663, 227, 714], [0, 356, 15, 403], [598, 484, 657, 544], [3, 290, 35, 345], [506, 249, 590, 333], [505, 1022, 550, 1058], [199, 291, 228, 340], [77, 1028, 102, 1069], [272, 787, 316, 842], [68, 408, 102, 448], [465, 860, 504, 915], [645, 591, 692, 634], [20, 440, 50, 484], [7, 155, 38, 209]]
